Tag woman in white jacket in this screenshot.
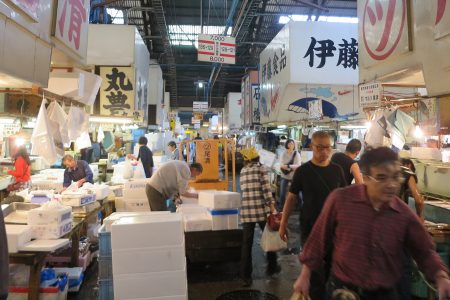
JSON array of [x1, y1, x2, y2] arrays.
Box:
[[278, 139, 301, 211]]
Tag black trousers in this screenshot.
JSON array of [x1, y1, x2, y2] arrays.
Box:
[[240, 221, 277, 279], [327, 275, 399, 300]]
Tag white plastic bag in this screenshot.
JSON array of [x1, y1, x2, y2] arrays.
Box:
[[123, 159, 133, 179], [260, 225, 287, 252], [132, 162, 146, 179]]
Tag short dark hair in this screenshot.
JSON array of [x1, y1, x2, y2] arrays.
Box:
[[138, 136, 148, 145], [401, 158, 416, 172], [190, 162, 203, 173], [285, 139, 295, 149], [168, 141, 177, 148], [359, 147, 399, 175], [346, 139, 362, 154], [62, 154, 74, 163], [311, 131, 331, 141]]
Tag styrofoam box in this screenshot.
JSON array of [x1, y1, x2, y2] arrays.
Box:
[[61, 194, 96, 207], [182, 214, 212, 232], [5, 225, 32, 253], [123, 198, 150, 212], [114, 269, 187, 299], [207, 209, 239, 231], [112, 245, 185, 275], [198, 191, 241, 209], [104, 212, 170, 232], [123, 188, 147, 199], [31, 219, 72, 240], [27, 206, 72, 225], [90, 185, 110, 200], [111, 214, 184, 250], [124, 179, 149, 190]]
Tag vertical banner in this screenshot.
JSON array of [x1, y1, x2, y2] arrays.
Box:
[[251, 84, 260, 124], [100, 67, 135, 116], [53, 0, 90, 58], [195, 141, 219, 180]]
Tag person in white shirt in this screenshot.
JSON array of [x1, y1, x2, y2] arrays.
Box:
[[145, 161, 203, 211], [278, 139, 301, 211]]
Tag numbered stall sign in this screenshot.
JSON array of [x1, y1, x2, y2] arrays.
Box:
[[198, 34, 236, 65]]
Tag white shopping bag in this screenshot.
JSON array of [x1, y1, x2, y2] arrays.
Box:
[[31, 100, 57, 165], [123, 159, 133, 179], [132, 162, 146, 179], [260, 225, 287, 252]]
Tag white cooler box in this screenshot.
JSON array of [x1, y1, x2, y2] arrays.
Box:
[[31, 219, 72, 240], [182, 214, 212, 232], [111, 214, 184, 250], [122, 198, 150, 212], [198, 191, 241, 209], [124, 179, 149, 190], [104, 211, 170, 232], [112, 245, 186, 275], [61, 194, 96, 207], [6, 225, 32, 253], [207, 209, 239, 231], [28, 206, 72, 226], [114, 269, 187, 300]]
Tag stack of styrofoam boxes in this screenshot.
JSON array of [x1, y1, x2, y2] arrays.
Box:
[[111, 214, 187, 300], [177, 204, 212, 232], [5, 225, 32, 253], [98, 212, 171, 300], [198, 191, 241, 230], [27, 205, 73, 240], [122, 179, 150, 212]]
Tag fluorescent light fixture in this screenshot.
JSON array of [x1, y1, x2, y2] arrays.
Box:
[[365, 121, 372, 129], [277, 125, 287, 129], [198, 82, 204, 88], [89, 115, 133, 124], [279, 14, 358, 24], [340, 124, 370, 130], [15, 138, 25, 146], [413, 125, 424, 139]]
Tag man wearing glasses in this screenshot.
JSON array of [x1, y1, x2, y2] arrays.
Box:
[[279, 131, 346, 300], [294, 147, 450, 300]]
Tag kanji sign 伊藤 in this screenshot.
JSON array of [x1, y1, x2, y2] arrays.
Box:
[[54, 0, 90, 58], [100, 67, 135, 117], [198, 34, 236, 65]]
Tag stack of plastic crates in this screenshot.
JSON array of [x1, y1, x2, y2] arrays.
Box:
[[98, 225, 114, 300]]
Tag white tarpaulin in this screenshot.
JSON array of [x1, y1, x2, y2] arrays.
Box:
[[47, 102, 69, 157], [75, 132, 92, 150], [67, 107, 89, 141], [31, 100, 57, 165]]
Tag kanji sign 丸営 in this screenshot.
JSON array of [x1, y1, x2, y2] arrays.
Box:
[[100, 67, 135, 116]]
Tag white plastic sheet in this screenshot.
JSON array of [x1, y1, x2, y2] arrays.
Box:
[[47, 101, 70, 145], [75, 132, 92, 150], [260, 226, 287, 252], [67, 106, 89, 141], [97, 126, 105, 143], [31, 100, 57, 165]]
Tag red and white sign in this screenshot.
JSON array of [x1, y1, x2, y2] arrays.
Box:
[[435, 0, 450, 39], [54, 0, 90, 58], [4, 0, 39, 20], [198, 34, 236, 65], [193, 101, 208, 112], [362, 0, 409, 62]]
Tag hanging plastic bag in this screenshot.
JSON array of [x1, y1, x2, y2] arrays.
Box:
[[260, 225, 287, 252], [132, 162, 146, 179]]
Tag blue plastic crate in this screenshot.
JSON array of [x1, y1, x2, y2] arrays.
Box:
[[98, 256, 113, 280], [98, 279, 114, 300], [98, 225, 112, 257]]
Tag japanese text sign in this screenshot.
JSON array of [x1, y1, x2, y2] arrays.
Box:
[[100, 67, 135, 117], [54, 0, 90, 58], [359, 82, 382, 108], [251, 84, 260, 124], [195, 141, 219, 180], [291, 22, 358, 85], [198, 34, 236, 64], [193, 101, 208, 112]]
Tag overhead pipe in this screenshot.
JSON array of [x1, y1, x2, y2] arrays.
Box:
[[206, 0, 241, 107]]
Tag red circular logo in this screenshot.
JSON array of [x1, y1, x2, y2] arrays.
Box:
[[363, 0, 407, 61]]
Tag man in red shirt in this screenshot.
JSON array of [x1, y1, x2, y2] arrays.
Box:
[[294, 147, 450, 300]]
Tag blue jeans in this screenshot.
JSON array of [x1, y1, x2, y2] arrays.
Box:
[[279, 178, 291, 211]]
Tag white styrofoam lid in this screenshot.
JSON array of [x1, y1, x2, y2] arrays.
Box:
[[113, 213, 182, 226], [19, 239, 70, 252], [5, 224, 31, 234]]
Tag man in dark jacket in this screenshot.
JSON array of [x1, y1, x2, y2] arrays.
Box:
[[137, 136, 154, 178]]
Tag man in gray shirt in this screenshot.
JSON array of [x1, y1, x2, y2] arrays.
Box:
[[145, 161, 203, 211]]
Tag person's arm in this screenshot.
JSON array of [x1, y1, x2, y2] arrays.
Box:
[[350, 162, 364, 184], [407, 177, 424, 219], [260, 167, 276, 213], [7, 158, 24, 178], [279, 192, 297, 241], [177, 164, 191, 196], [80, 162, 93, 185], [63, 170, 71, 188]]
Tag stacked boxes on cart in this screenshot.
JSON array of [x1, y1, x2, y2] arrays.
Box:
[[111, 213, 187, 300], [180, 191, 241, 232], [121, 179, 150, 212]]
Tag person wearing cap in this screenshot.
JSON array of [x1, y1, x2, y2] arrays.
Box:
[[293, 147, 450, 300], [239, 147, 279, 287]]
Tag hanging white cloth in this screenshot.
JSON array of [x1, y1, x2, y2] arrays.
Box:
[[67, 106, 89, 141], [97, 126, 105, 143], [75, 132, 92, 150], [31, 100, 57, 165], [48, 101, 70, 145]]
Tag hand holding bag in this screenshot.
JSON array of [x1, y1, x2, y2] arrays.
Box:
[[260, 225, 287, 252], [267, 212, 283, 231]]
